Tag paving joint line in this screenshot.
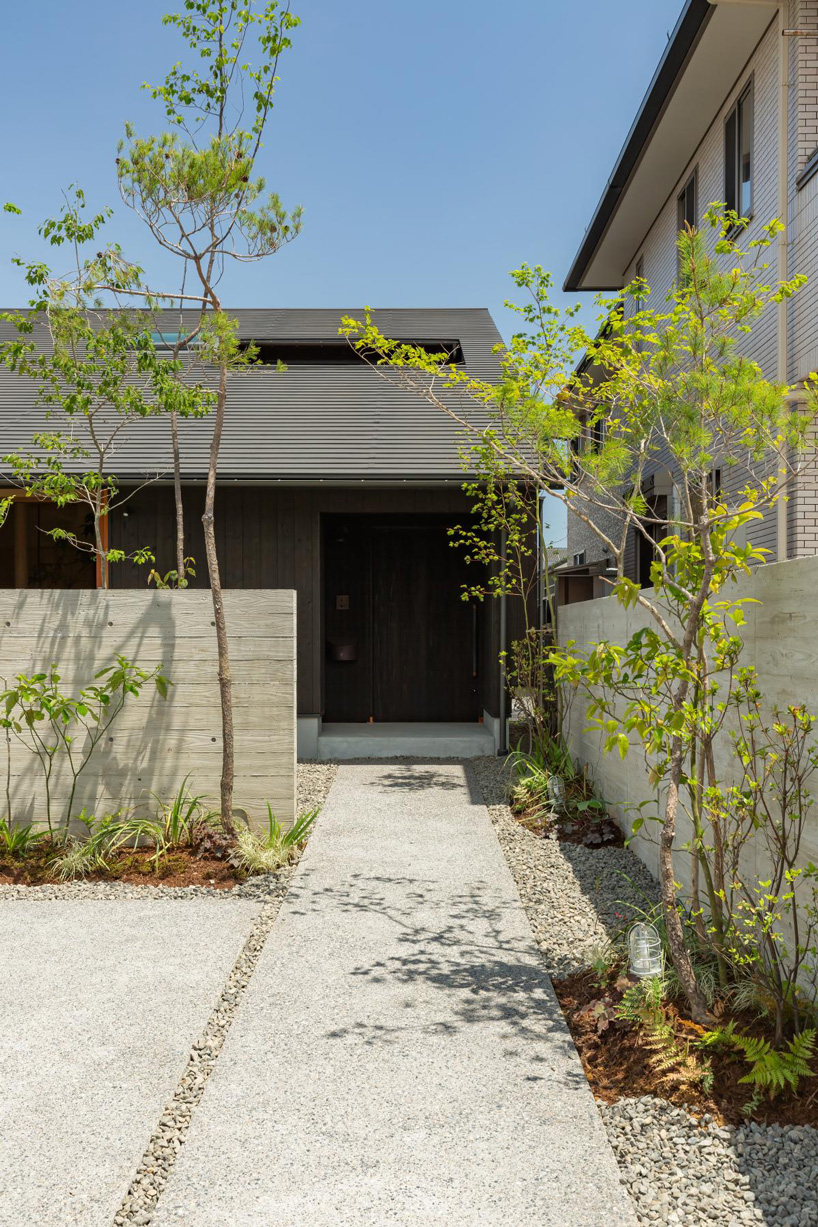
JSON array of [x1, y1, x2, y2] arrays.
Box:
[[112, 870, 294, 1226]]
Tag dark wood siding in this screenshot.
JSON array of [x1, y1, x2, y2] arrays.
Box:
[[109, 484, 507, 718]]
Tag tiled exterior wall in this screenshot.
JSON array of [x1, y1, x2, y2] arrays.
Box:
[[796, 1, 818, 171], [788, 2, 818, 555], [569, 3, 818, 569]]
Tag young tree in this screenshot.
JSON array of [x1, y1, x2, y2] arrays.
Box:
[[342, 208, 818, 1022], [450, 473, 558, 749], [109, 1, 302, 829], [0, 193, 215, 588]]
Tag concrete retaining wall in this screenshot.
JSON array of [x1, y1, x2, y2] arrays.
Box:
[[0, 589, 296, 830], [559, 555, 818, 891]]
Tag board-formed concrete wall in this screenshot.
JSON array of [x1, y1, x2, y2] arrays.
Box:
[[0, 589, 296, 830], [559, 555, 818, 892]]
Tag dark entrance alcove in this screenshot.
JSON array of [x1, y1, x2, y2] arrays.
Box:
[[323, 514, 480, 723]]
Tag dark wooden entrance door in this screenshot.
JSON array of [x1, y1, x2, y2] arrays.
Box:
[[323, 516, 479, 723], [371, 524, 477, 722]]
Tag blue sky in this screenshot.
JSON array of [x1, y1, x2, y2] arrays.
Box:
[[0, 0, 684, 542]]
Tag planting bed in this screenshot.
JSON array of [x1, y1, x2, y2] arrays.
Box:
[[556, 967, 818, 1128], [470, 756, 818, 1227], [0, 763, 337, 898], [0, 846, 241, 888]]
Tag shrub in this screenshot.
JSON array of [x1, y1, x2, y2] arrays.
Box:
[[0, 656, 170, 836], [706, 680, 818, 1042]]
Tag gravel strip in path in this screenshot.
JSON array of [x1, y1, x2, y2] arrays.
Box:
[[115, 764, 335, 1225], [113, 892, 290, 1226], [469, 756, 818, 1227], [0, 762, 338, 903]]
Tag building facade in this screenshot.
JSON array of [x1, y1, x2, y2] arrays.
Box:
[[0, 307, 523, 755], [562, 0, 818, 590]]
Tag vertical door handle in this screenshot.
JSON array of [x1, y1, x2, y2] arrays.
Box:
[[472, 603, 478, 677]]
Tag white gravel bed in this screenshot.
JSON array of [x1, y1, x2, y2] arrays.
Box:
[[296, 760, 338, 815], [469, 756, 659, 975], [0, 762, 338, 902], [602, 1097, 818, 1227], [469, 756, 818, 1227]]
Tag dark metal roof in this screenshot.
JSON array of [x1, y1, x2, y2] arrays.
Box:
[[0, 307, 503, 481], [563, 0, 713, 292]]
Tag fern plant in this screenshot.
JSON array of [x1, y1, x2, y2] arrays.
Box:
[[615, 976, 713, 1093], [733, 1028, 817, 1100], [615, 976, 665, 1025]]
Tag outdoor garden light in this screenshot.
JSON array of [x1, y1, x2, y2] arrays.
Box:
[[547, 775, 566, 812], [628, 922, 663, 979]]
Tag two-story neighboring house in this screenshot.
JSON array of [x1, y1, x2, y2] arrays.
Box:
[[559, 0, 818, 601]]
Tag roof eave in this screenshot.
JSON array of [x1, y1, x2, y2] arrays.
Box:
[[563, 0, 714, 293]]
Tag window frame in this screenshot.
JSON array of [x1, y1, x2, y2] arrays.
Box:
[[724, 80, 754, 222], [634, 254, 645, 313], [676, 169, 698, 281], [677, 169, 698, 234]]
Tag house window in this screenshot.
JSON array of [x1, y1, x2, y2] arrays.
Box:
[[677, 171, 697, 281], [634, 255, 645, 313], [589, 415, 607, 452], [637, 494, 668, 589], [677, 171, 697, 233], [572, 551, 586, 567], [725, 82, 753, 218]]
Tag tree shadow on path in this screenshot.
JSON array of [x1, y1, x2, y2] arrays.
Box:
[[288, 868, 588, 1090]]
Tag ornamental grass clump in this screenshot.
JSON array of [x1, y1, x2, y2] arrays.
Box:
[[231, 804, 317, 876], [116, 776, 227, 869], [0, 817, 45, 859], [49, 810, 129, 880]]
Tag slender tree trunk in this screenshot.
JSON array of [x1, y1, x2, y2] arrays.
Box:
[[5, 727, 12, 827], [202, 359, 235, 835], [94, 491, 107, 590], [687, 685, 706, 942], [170, 408, 186, 583], [663, 734, 713, 1024]]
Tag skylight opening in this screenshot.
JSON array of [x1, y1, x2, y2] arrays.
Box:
[[150, 331, 203, 351], [238, 339, 465, 366]]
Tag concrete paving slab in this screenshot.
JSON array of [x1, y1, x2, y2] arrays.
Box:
[[154, 763, 636, 1226], [0, 898, 260, 1227]]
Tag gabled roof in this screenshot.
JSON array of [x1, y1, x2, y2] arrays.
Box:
[[0, 307, 503, 482], [564, 0, 778, 291]]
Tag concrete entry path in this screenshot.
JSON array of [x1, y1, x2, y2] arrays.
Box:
[[155, 763, 636, 1226]]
